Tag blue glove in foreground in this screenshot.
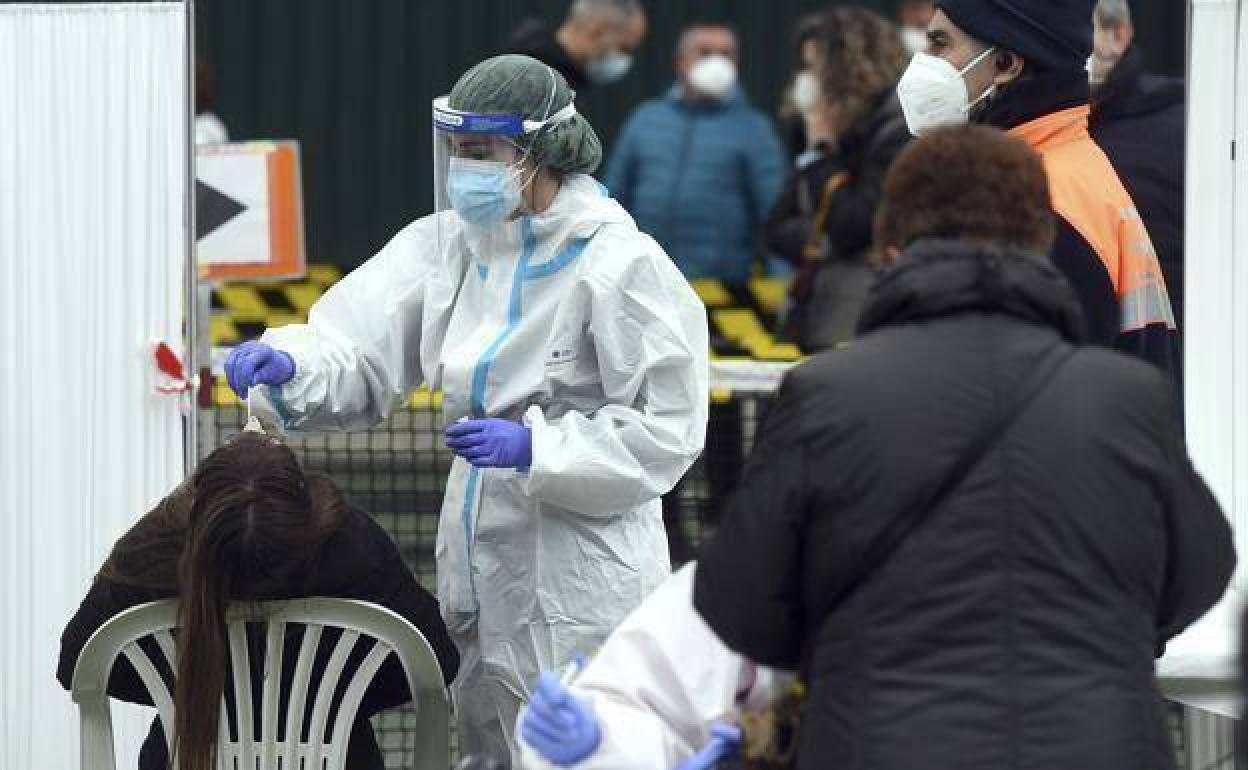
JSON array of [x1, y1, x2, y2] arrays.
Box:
[[224, 341, 296, 399], [519, 671, 601, 766], [445, 419, 532, 469]]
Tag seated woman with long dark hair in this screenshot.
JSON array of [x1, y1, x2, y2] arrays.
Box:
[[57, 431, 459, 770]]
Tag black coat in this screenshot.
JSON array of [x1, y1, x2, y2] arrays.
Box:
[[765, 92, 911, 266], [58, 503, 459, 770], [509, 19, 589, 91], [765, 92, 910, 350], [694, 240, 1234, 770], [1091, 46, 1186, 330]]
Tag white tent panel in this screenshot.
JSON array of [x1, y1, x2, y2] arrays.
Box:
[[1158, 0, 1245, 717], [0, 4, 189, 769]]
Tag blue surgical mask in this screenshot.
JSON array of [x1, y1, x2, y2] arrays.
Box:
[[588, 50, 633, 84], [447, 158, 523, 227]]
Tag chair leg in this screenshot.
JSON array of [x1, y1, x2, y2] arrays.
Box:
[[79, 701, 118, 770]]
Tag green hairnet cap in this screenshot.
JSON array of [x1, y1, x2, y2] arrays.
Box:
[[449, 54, 603, 175]]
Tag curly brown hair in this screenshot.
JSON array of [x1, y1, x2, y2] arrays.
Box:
[[873, 125, 1056, 257], [810, 7, 909, 131]]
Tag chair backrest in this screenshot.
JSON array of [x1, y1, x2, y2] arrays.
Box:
[[70, 598, 449, 770]]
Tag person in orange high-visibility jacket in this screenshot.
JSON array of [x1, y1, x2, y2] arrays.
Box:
[[897, 0, 1179, 383]]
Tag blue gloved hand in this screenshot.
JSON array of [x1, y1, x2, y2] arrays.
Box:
[[445, 419, 532, 469], [224, 341, 295, 399], [673, 723, 743, 770], [519, 671, 601, 767]]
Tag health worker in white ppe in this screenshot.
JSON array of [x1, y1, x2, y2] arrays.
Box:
[[514, 564, 789, 770], [223, 54, 710, 768]]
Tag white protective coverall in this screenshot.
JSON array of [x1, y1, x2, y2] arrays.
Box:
[[517, 563, 785, 770], [255, 174, 710, 765]]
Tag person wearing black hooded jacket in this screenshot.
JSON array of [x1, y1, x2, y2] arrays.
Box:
[[1088, 0, 1186, 331], [694, 126, 1233, 770]]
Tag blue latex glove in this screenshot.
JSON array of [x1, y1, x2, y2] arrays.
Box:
[[224, 341, 295, 399], [673, 723, 743, 770], [445, 419, 532, 469], [519, 671, 601, 766]]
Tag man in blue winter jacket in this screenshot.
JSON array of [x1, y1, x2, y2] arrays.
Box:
[[604, 22, 786, 288]]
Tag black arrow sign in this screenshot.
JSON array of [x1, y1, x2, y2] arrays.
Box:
[[195, 179, 247, 241]]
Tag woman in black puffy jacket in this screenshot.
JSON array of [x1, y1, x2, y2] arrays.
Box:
[[698, 126, 1233, 770]]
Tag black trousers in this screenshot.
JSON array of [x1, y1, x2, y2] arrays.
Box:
[[662, 400, 744, 566]]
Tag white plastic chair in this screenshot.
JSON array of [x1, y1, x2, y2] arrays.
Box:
[[71, 598, 450, 770]]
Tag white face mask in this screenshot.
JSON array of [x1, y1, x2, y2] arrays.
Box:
[[793, 71, 820, 114], [901, 26, 929, 56], [588, 50, 633, 84], [1086, 52, 1117, 86], [688, 54, 738, 100], [896, 47, 998, 137]]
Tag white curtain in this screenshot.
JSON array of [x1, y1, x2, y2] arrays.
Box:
[[1185, 0, 1246, 584], [0, 4, 188, 770], [1157, 0, 1245, 714]]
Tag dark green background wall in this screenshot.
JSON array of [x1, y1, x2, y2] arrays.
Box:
[[196, 0, 1186, 271]]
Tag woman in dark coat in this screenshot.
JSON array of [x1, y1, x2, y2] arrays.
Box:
[[58, 431, 459, 770], [696, 126, 1234, 770], [766, 7, 912, 352]]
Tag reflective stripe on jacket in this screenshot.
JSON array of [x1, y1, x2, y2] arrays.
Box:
[[1012, 106, 1176, 335]]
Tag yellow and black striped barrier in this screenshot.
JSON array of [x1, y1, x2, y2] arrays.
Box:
[[209, 268, 802, 407]]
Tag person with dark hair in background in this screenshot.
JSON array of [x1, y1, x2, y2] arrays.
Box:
[[510, 0, 647, 90], [57, 432, 459, 770], [766, 8, 911, 351], [896, 0, 1180, 384], [194, 59, 229, 146], [695, 125, 1234, 770], [1089, 0, 1186, 332], [896, 0, 935, 54]]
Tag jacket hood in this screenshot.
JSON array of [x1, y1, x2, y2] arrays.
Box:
[[979, 71, 1090, 131], [530, 172, 634, 242], [857, 238, 1086, 342]]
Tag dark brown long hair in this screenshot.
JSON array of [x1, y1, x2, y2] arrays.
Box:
[[116, 433, 350, 770]]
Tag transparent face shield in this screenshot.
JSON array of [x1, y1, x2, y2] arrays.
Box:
[[431, 79, 577, 235]]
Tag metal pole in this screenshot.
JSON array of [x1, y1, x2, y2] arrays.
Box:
[[183, 0, 198, 475]]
